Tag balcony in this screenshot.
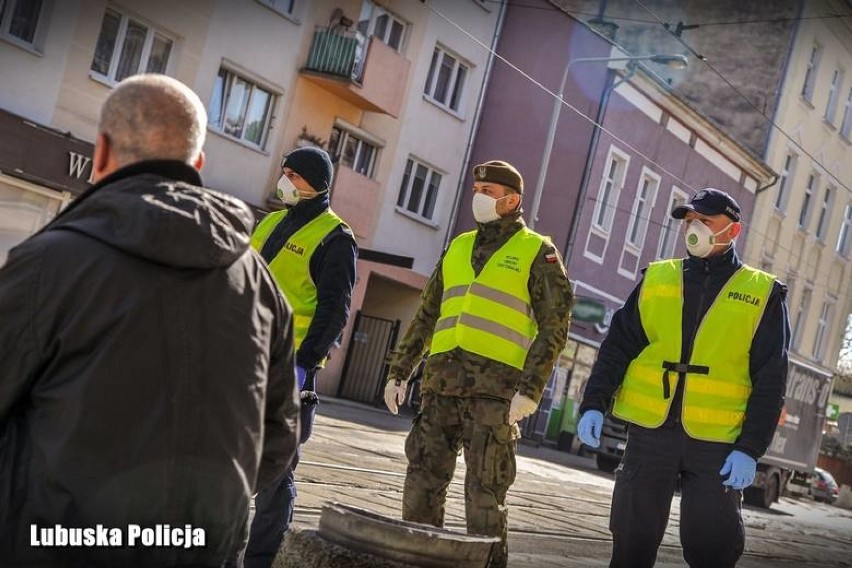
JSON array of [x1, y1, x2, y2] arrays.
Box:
[[302, 27, 410, 118], [330, 164, 381, 244]]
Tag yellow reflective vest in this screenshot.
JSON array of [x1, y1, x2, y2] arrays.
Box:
[[612, 259, 775, 443], [431, 227, 546, 370], [251, 208, 347, 351]]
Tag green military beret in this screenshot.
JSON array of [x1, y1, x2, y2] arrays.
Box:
[[472, 160, 523, 194]]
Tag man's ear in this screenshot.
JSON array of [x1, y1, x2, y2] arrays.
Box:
[[91, 132, 112, 183], [192, 150, 205, 172], [511, 192, 522, 211], [730, 222, 742, 239]]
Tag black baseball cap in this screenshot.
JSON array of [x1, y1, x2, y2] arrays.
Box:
[[671, 188, 741, 222]]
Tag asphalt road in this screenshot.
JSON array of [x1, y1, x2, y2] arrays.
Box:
[[285, 397, 852, 567]]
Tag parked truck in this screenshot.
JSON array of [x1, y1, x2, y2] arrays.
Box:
[[592, 357, 834, 509]]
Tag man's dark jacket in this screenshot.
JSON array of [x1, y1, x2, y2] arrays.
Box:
[[580, 247, 789, 460], [0, 161, 300, 567]]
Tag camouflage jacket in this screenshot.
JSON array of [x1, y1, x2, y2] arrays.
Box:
[[386, 212, 574, 403]]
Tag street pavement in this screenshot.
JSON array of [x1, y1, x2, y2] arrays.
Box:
[[284, 397, 852, 567]]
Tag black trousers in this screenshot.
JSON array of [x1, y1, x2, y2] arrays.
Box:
[[609, 424, 744, 568]]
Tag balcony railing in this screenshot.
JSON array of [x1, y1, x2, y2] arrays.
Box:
[[302, 26, 410, 117], [304, 27, 362, 81]]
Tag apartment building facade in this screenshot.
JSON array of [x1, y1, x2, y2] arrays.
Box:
[[742, 0, 852, 381], [0, 0, 503, 397], [456, 4, 775, 442]]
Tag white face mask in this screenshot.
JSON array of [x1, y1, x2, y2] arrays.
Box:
[[472, 193, 511, 224], [276, 174, 300, 205], [684, 220, 733, 258]]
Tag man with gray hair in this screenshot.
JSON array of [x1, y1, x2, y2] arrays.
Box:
[[0, 74, 300, 566]]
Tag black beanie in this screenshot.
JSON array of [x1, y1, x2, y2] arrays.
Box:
[[282, 147, 334, 192]]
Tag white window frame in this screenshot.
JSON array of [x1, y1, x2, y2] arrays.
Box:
[[423, 45, 470, 115], [591, 146, 630, 235], [328, 121, 381, 179], [815, 185, 835, 242], [356, 0, 407, 53], [790, 286, 812, 352], [812, 299, 835, 360], [774, 152, 797, 212], [90, 7, 174, 84], [0, 0, 50, 51], [396, 157, 443, 224], [802, 43, 822, 103], [836, 202, 852, 256], [207, 66, 277, 151], [624, 167, 661, 252], [841, 87, 852, 140], [797, 172, 819, 231], [657, 186, 688, 259], [825, 68, 844, 125], [254, 0, 298, 20]]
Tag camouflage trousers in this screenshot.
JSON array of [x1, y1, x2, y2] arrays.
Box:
[[403, 393, 520, 568]]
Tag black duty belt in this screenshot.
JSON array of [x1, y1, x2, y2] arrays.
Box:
[[660, 361, 710, 399]]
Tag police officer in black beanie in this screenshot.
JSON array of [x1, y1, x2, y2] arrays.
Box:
[[245, 146, 357, 567]]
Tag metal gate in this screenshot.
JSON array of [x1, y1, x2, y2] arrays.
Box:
[[337, 311, 400, 405]]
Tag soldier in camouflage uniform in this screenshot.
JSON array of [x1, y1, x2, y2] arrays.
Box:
[[384, 160, 574, 568]]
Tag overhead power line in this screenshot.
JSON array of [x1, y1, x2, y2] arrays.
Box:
[[633, 0, 852, 198], [422, 1, 852, 302]]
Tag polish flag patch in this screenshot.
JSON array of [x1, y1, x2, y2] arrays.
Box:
[[545, 253, 558, 263]]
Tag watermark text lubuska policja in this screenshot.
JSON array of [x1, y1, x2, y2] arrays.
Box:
[[31, 524, 205, 548]]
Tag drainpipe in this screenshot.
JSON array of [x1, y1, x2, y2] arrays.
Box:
[[442, 0, 507, 251], [754, 1, 802, 197]]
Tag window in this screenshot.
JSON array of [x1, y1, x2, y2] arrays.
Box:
[[797, 173, 818, 231], [825, 69, 844, 124], [423, 46, 469, 113], [625, 169, 660, 250], [802, 43, 822, 103], [837, 202, 852, 256], [208, 67, 275, 149], [593, 151, 628, 233], [812, 300, 835, 360], [774, 153, 797, 211], [658, 188, 687, 258], [815, 185, 834, 241], [396, 158, 442, 222], [91, 8, 172, 83], [790, 287, 812, 352], [0, 0, 48, 48], [841, 88, 852, 140], [357, 0, 406, 52], [255, 0, 296, 17], [328, 126, 378, 178]]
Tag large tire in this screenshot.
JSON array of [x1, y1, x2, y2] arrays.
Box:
[[745, 474, 778, 508], [596, 454, 620, 473]]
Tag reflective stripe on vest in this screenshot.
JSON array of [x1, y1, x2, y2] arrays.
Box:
[[612, 259, 775, 442], [251, 208, 347, 352], [431, 227, 545, 370]]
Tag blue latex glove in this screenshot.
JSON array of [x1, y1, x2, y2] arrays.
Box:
[[720, 450, 757, 490], [577, 410, 603, 448], [296, 366, 307, 390]]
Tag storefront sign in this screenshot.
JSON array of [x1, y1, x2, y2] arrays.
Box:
[[571, 296, 607, 324], [0, 109, 94, 196], [826, 403, 840, 422]]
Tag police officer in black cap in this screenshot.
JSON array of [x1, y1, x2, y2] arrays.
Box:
[[577, 187, 790, 567], [245, 147, 357, 567]]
